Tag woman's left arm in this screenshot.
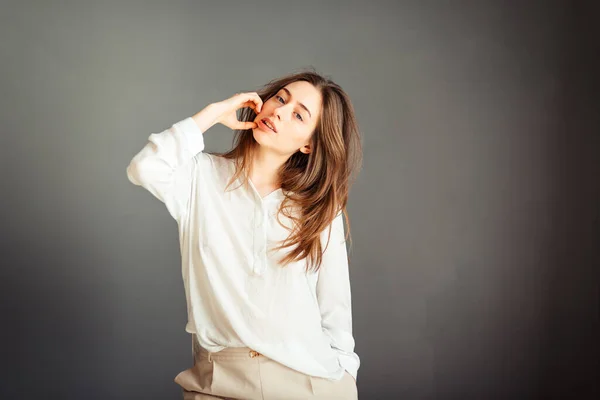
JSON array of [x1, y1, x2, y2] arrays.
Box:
[[316, 211, 360, 382]]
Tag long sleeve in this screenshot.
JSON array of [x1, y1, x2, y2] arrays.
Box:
[[316, 211, 361, 381], [126, 117, 205, 222]]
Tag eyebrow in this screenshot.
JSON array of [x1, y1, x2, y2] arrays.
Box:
[[281, 87, 312, 119]]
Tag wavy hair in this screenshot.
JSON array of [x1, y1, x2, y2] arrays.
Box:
[[211, 68, 363, 273]]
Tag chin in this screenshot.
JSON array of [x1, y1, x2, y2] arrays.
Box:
[[252, 130, 266, 145]]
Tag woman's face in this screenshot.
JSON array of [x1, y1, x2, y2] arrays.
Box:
[[253, 81, 322, 157]]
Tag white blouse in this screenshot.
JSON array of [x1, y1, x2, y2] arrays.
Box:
[[126, 116, 360, 381]]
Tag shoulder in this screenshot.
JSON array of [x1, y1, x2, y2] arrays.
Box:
[[206, 153, 236, 174], [193, 152, 227, 171], [198, 153, 237, 185]]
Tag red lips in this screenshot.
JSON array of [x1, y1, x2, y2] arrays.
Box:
[[261, 117, 277, 133]]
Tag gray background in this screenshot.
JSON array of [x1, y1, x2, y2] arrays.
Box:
[[1, 0, 598, 399]]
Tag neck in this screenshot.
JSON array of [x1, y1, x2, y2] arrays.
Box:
[[248, 146, 286, 188]]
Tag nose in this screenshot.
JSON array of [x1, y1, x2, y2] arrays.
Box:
[[273, 102, 292, 121]]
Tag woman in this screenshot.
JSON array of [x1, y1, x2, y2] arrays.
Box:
[[126, 69, 363, 399]]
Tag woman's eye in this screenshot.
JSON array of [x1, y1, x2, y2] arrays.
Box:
[[276, 95, 302, 121]]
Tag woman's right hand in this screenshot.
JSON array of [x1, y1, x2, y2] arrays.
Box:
[[211, 92, 264, 131]]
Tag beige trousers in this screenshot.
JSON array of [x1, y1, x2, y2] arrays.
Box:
[[174, 334, 358, 399]]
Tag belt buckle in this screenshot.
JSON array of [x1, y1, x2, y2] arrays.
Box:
[[249, 350, 261, 358]]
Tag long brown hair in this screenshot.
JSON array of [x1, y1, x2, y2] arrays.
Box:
[[211, 68, 363, 273]]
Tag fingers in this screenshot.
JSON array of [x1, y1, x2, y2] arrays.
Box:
[[218, 92, 262, 131], [239, 92, 263, 113], [241, 100, 259, 114], [237, 121, 257, 130]]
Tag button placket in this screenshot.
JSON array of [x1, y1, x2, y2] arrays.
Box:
[[256, 204, 270, 275], [252, 203, 265, 275]]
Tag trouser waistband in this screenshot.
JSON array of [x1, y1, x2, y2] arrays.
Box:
[[199, 346, 263, 362], [193, 336, 263, 362]]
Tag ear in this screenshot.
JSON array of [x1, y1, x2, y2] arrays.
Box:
[[299, 144, 311, 154]]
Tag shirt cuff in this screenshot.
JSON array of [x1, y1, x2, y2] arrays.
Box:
[[338, 351, 360, 381], [173, 116, 205, 156]]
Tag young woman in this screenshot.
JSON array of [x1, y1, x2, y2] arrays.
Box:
[[126, 69, 363, 399]]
